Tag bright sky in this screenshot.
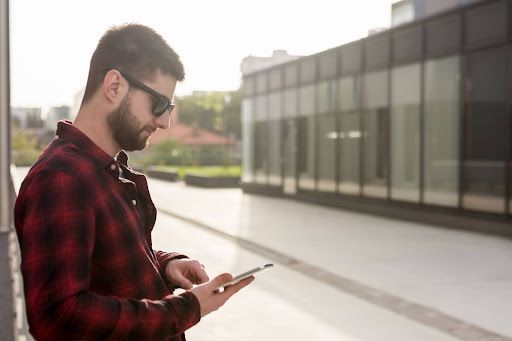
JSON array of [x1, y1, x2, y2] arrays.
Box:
[[10, 0, 396, 108]]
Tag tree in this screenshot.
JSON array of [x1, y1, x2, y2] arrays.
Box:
[[11, 127, 44, 166], [177, 89, 241, 139]]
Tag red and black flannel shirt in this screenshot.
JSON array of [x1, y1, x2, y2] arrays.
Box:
[[14, 120, 201, 340]]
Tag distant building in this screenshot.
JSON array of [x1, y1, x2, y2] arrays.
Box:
[[240, 50, 301, 76], [71, 88, 85, 120], [392, 0, 484, 27], [11, 107, 43, 129], [45, 105, 71, 132]]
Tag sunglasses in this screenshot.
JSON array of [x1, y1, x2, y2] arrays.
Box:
[[104, 69, 175, 116]]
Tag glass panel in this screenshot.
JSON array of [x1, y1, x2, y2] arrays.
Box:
[[268, 119, 282, 186], [297, 117, 316, 189], [424, 56, 460, 207], [318, 80, 336, 114], [318, 114, 337, 192], [338, 76, 360, 194], [509, 162, 512, 215], [283, 88, 297, 118], [390, 63, 421, 202], [338, 77, 358, 112], [269, 92, 282, 120], [463, 47, 508, 214], [299, 85, 315, 116], [362, 70, 389, 198], [241, 99, 254, 183], [282, 119, 297, 194], [255, 95, 268, 121], [256, 73, 267, 94], [254, 121, 267, 184]]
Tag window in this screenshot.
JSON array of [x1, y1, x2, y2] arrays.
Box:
[[318, 114, 337, 192], [269, 92, 282, 120], [318, 80, 336, 114], [297, 116, 316, 190], [299, 85, 315, 116], [283, 88, 297, 118], [317, 80, 337, 192], [362, 70, 389, 198], [463, 47, 508, 214], [338, 76, 361, 194], [241, 98, 254, 183], [254, 95, 268, 184], [268, 119, 282, 186], [254, 121, 267, 184], [424, 56, 460, 207], [390, 63, 421, 202]]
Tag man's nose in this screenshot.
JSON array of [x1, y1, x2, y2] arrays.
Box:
[[154, 110, 171, 130]]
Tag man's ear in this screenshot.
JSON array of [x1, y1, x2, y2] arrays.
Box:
[[103, 70, 126, 104]]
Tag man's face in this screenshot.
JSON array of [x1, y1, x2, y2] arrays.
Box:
[[107, 71, 177, 151], [107, 94, 148, 151]]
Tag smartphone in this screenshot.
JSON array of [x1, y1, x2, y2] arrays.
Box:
[[218, 263, 274, 290]]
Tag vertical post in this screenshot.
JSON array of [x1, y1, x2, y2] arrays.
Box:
[[0, 0, 15, 339], [0, 0, 10, 232]]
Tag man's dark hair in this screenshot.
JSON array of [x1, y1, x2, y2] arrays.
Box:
[[81, 23, 185, 104]]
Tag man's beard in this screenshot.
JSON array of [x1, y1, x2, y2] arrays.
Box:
[[107, 95, 149, 151]]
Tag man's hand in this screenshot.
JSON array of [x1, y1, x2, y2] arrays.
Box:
[[189, 273, 255, 317], [165, 259, 209, 290]]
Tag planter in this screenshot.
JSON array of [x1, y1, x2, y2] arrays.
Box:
[[146, 167, 179, 182], [184, 174, 240, 188]]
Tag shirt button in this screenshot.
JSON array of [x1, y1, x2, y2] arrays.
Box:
[[110, 163, 117, 171], [132, 200, 137, 206]]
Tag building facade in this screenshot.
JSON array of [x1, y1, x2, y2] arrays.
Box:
[[241, 0, 512, 237], [392, 0, 484, 27]]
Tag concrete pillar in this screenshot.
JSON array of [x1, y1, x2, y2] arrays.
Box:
[[0, 0, 16, 339]]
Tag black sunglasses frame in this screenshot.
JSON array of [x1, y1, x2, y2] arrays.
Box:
[[103, 69, 174, 116]]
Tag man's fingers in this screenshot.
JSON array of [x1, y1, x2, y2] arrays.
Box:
[[195, 268, 210, 284], [174, 274, 194, 290], [223, 276, 255, 295]]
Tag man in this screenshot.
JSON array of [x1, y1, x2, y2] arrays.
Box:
[[14, 23, 253, 340]]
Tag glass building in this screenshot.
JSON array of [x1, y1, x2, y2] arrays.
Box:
[[241, 0, 512, 237]]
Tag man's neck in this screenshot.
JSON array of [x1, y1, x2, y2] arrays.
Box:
[[73, 108, 120, 158]]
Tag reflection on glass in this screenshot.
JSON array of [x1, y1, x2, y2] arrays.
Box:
[[463, 47, 507, 214], [268, 91, 282, 186], [391, 63, 421, 202], [269, 92, 282, 120], [283, 88, 297, 118], [282, 119, 297, 194], [424, 56, 460, 207], [318, 80, 336, 114], [254, 95, 268, 184], [510, 163, 512, 214], [268, 119, 282, 186], [299, 85, 315, 116], [362, 70, 389, 198], [298, 117, 316, 190], [318, 114, 336, 192], [338, 76, 360, 194], [254, 121, 267, 184], [241, 99, 254, 183]]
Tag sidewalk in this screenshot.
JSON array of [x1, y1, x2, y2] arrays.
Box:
[[147, 178, 512, 340]]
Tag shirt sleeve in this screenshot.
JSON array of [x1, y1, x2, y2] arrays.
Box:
[[155, 250, 189, 291], [14, 170, 201, 340]]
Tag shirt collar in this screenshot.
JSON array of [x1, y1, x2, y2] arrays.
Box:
[[56, 120, 125, 174]]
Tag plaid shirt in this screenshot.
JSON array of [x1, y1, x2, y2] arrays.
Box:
[[15, 120, 200, 340]]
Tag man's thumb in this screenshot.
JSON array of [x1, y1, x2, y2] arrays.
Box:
[[211, 273, 233, 289]]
